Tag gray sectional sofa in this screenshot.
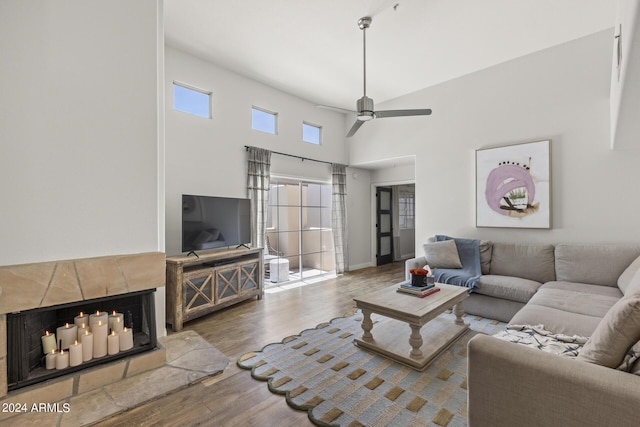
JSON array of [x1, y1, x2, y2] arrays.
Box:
[[405, 240, 640, 426]]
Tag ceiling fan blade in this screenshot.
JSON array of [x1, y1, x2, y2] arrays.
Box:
[[374, 109, 432, 118], [316, 105, 356, 115], [346, 120, 365, 138]]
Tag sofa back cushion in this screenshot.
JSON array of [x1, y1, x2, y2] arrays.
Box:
[[489, 242, 555, 283], [555, 244, 640, 287], [479, 240, 492, 275]]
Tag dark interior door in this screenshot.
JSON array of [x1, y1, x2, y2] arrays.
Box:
[[376, 186, 393, 265]]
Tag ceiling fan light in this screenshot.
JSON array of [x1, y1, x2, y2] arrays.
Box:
[[357, 112, 374, 121]]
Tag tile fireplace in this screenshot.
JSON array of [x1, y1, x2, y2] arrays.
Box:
[[0, 252, 165, 398]]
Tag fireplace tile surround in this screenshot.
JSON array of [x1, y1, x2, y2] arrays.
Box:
[[0, 252, 165, 398]]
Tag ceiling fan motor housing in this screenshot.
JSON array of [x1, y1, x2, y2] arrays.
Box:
[[357, 96, 375, 121]]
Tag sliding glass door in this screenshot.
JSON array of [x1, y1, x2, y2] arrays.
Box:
[[266, 177, 335, 283]]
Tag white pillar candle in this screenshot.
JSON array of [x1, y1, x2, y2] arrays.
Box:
[[108, 311, 124, 334], [74, 311, 89, 328], [56, 323, 78, 350], [89, 311, 108, 328], [55, 350, 69, 369], [80, 330, 93, 362], [107, 331, 120, 355], [77, 322, 89, 341], [69, 340, 83, 367], [41, 330, 57, 354], [45, 349, 57, 370], [119, 327, 134, 351], [92, 320, 108, 358]]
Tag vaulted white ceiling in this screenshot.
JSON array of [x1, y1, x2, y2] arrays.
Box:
[[165, 0, 616, 111]]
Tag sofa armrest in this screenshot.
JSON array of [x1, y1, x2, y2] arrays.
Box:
[[405, 256, 426, 281], [468, 334, 640, 427]]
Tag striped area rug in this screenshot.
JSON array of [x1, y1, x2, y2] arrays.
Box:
[[237, 310, 506, 427]]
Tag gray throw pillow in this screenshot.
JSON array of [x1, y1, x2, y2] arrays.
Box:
[[577, 294, 640, 368], [423, 239, 463, 269], [618, 254, 640, 296]]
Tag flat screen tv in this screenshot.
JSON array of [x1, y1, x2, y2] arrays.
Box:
[[182, 194, 252, 253]]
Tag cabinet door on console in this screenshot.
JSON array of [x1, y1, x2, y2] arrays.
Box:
[[182, 268, 215, 315]]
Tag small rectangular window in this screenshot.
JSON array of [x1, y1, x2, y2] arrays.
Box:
[[399, 190, 415, 229], [302, 122, 321, 145], [252, 107, 277, 134], [172, 82, 211, 118]]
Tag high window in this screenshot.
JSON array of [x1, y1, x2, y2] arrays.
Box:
[[302, 122, 321, 144], [172, 82, 211, 118], [252, 107, 277, 134]]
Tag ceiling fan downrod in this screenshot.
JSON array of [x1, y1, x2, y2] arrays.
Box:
[[358, 17, 372, 97]]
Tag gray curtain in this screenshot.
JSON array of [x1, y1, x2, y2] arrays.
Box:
[[247, 146, 271, 250], [331, 163, 348, 274]]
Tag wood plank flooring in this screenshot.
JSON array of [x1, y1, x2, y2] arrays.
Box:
[[96, 262, 405, 427]]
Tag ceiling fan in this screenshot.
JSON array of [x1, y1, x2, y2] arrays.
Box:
[[319, 16, 432, 138]]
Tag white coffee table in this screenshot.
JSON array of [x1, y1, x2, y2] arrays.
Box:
[[353, 282, 469, 370]]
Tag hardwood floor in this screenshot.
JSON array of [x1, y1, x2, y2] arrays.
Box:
[[96, 262, 405, 427]]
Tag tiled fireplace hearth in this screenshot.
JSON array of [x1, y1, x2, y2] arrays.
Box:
[[0, 252, 165, 398]]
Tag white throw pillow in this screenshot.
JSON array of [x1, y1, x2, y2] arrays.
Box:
[[422, 239, 463, 269]]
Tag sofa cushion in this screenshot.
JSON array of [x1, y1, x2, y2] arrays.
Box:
[[555, 244, 640, 287], [509, 284, 621, 337], [422, 239, 462, 269], [489, 242, 555, 284], [479, 240, 492, 275], [618, 254, 640, 296], [475, 275, 542, 303], [577, 294, 640, 368], [542, 281, 624, 298]]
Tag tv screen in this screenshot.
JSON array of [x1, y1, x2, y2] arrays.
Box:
[[182, 195, 251, 253]]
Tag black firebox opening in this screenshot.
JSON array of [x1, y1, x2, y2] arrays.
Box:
[[7, 290, 157, 391]]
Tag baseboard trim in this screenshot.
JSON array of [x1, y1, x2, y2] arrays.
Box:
[[348, 262, 375, 271]]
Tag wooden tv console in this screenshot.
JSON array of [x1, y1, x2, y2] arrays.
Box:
[[165, 247, 263, 331]]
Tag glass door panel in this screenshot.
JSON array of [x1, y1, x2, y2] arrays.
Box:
[[267, 178, 335, 284]]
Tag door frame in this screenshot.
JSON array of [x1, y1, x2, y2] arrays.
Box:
[[370, 179, 415, 267]]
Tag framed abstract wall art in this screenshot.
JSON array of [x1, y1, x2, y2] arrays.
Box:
[[476, 140, 551, 228]]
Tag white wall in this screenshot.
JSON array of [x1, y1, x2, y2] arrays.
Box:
[[0, 1, 163, 264], [165, 46, 347, 256], [345, 167, 373, 270], [611, 0, 640, 149], [0, 1, 165, 337], [350, 30, 640, 248]]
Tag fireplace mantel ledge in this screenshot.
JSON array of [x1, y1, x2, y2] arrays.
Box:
[[0, 252, 165, 315]]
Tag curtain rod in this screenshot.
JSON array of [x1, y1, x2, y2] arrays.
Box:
[[245, 145, 343, 166]]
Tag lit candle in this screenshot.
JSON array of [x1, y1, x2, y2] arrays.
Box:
[[45, 349, 57, 369], [69, 340, 83, 367], [107, 331, 119, 355], [108, 311, 124, 333], [92, 320, 108, 358], [89, 310, 108, 328], [119, 327, 133, 351], [77, 322, 89, 341], [74, 311, 89, 328], [80, 330, 93, 362], [55, 349, 69, 369], [56, 323, 78, 350], [41, 330, 57, 355]]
